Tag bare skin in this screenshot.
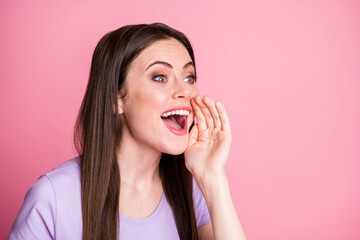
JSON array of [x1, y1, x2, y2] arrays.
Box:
[[117, 38, 247, 239], [187, 96, 248, 239]]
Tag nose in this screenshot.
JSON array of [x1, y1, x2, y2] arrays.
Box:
[[171, 78, 195, 100]]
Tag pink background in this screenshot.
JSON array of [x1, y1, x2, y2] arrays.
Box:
[[1, 0, 359, 239]]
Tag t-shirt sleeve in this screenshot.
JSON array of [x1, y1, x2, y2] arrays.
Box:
[[193, 178, 211, 228], [7, 175, 56, 240]]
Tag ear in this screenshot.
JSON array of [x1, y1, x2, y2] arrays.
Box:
[[116, 95, 124, 114]]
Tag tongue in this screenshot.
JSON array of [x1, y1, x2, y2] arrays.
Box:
[[162, 116, 182, 130]]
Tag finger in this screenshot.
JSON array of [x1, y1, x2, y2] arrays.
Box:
[[203, 96, 221, 129], [190, 97, 207, 131], [195, 95, 214, 129], [188, 123, 199, 147], [215, 101, 231, 132]]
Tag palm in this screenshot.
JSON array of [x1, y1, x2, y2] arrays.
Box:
[[184, 96, 232, 178]]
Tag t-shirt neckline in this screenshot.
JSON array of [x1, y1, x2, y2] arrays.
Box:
[[119, 193, 165, 224]]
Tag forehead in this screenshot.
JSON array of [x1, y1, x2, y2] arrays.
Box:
[[131, 38, 193, 70]]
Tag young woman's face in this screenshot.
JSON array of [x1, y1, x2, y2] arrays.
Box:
[[119, 38, 199, 155]]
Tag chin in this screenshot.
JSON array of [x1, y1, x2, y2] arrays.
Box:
[[165, 150, 185, 156], [162, 143, 187, 156]]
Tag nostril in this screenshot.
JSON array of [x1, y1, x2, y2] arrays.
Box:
[[172, 94, 186, 99]]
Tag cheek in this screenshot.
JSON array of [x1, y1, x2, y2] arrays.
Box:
[[190, 85, 200, 97], [125, 89, 169, 141], [127, 89, 168, 128], [135, 88, 168, 111]]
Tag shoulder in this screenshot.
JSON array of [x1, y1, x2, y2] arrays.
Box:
[[7, 157, 82, 240], [21, 156, 81, 217], [42, 156, 82, 209], [44, 156, 81, 189], [7, 174, 57, 240]]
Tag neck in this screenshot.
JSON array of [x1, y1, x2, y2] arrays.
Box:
[[117, 128, 162, 189]]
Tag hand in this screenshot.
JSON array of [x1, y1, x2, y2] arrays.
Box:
[[185, 95, 232, 182]]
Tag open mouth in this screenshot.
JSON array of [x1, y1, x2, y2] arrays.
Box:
[[160, 109, 190, 132]]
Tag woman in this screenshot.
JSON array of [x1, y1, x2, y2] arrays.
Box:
[[8, 23, 247, 240]]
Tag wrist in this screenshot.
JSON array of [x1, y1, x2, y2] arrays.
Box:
[[192, 165, 226, 184], [194, 171, 229, 199]]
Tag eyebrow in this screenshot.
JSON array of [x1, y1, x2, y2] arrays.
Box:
[[145, 61, 194, 72]]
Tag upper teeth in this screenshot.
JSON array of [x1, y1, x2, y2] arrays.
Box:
[[161, 110, 190, 117]]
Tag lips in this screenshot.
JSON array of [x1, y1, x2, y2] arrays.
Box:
[[160, 106, 192, 136]]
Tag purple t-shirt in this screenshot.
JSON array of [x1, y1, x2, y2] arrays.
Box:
[[7, 157, 211, 239]]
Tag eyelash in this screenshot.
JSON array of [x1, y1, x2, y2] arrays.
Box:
[[152, 74, 197, 83]]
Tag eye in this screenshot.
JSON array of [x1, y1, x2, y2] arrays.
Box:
[[184, 75, 196, 84], [152, 74, 167, 83]]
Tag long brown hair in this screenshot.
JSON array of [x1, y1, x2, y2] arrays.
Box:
[[74, 23, 199, 240]]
